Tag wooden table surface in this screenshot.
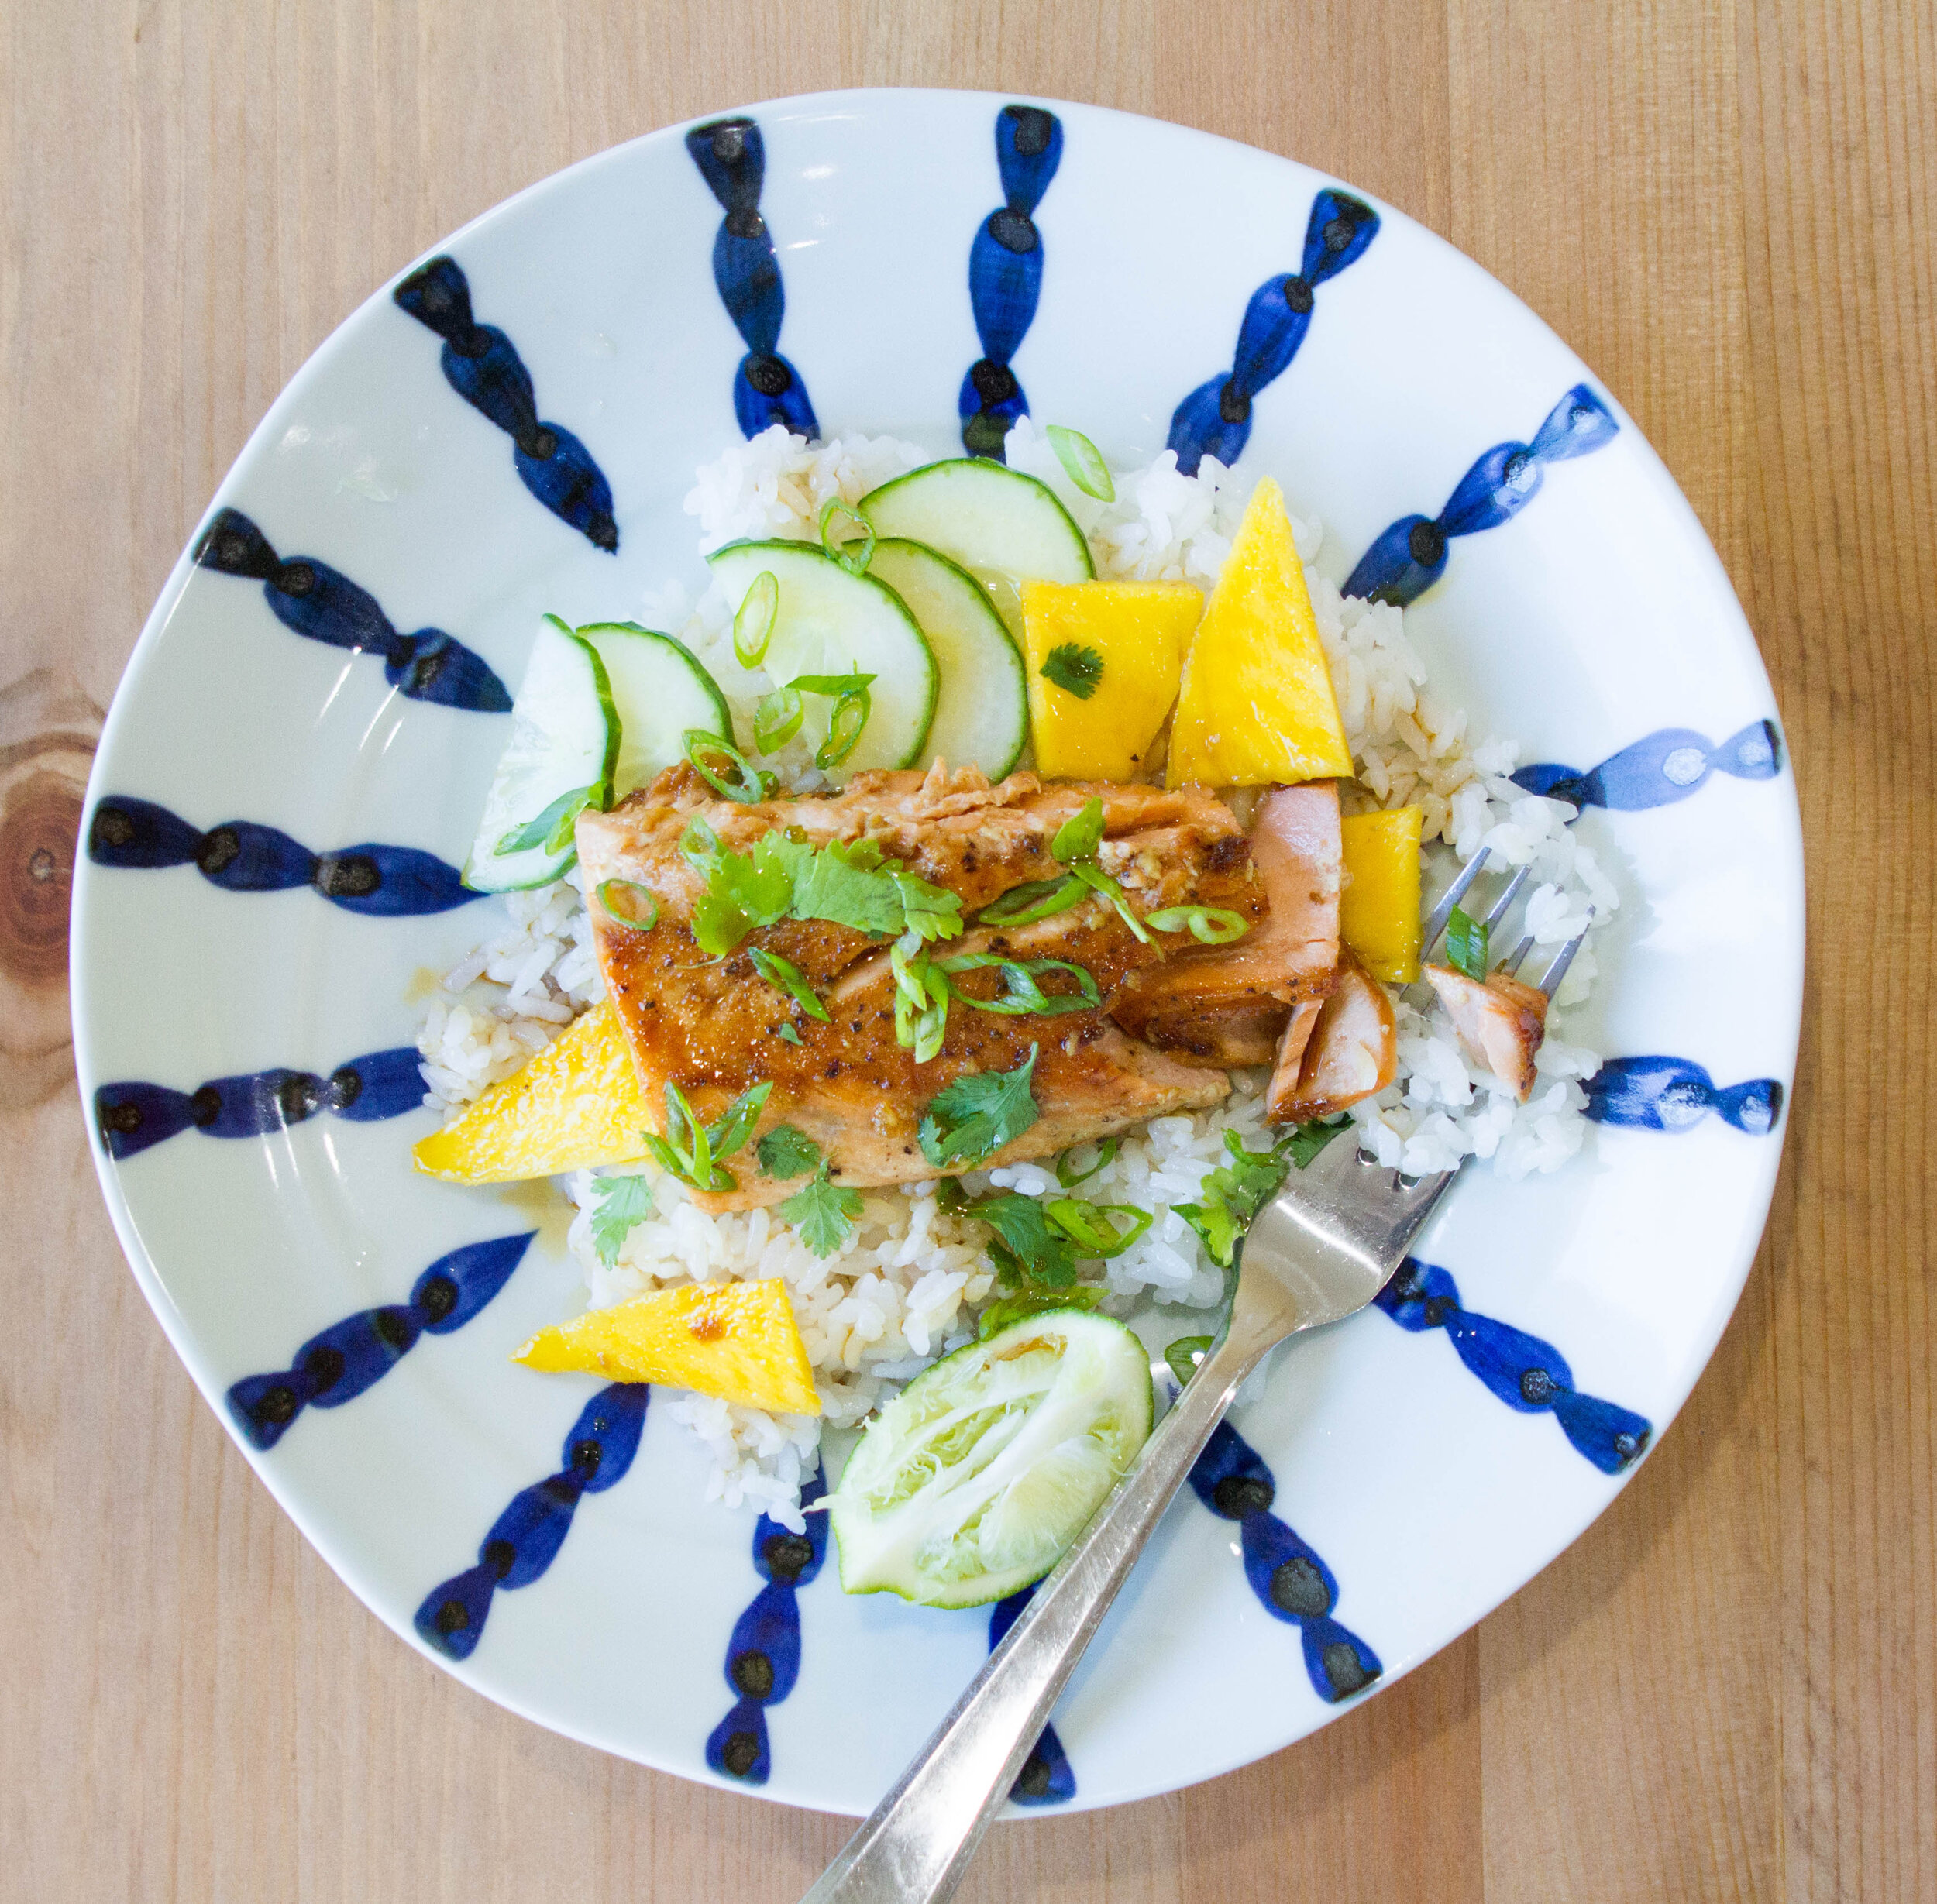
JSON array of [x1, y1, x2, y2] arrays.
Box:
[[4, 3, 1932, 1899]]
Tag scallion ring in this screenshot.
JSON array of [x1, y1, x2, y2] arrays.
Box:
[[682, 728, 768, 802], [815, 686, 872, 769], [753, 685, 803, 754], [817, 497, 877, 576], [732, 569, 779, 668], [1045, 1198, 1152, 1258], [975, 875, 1088, 928], [596, 879, 659, 932], [1045, 424, 1116, 503], [1144, 905, 1252, 945]]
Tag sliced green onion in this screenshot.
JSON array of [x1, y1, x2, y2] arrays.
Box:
[[496, 782, 596, 856], [750, 947, 831, 1021], [1055, 1137, 1120, 1189], [891, 933, 951, 1062], [683, 728, 768, 802], [596, 879, 659, 931], [679, 814, 720, 871], [755, 685, 803, 754], [939, 952, 1101, 1016], [777, 1022, 802, 1045], [790, 669, 877, 697], [1046, 424, 1116, 503], [816, 686, 871, 769], [733, 569, 779, 668], [704, 1080, 772, 1161], [1445, 902, 1489, 981], [1072, 861, 1151, 944], [1165, 1334, 1213, 1386], [817, 497, 877, 576], [1144, 905, 1251, 945], [975, 875, 1088, 928], [1051, 796, 1106, 865], [1046, 1198, 1152, 1257]]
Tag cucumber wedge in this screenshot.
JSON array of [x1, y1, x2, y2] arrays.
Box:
[[866, 538, 1029, 780], [707, 541, 937, 778], [829, 1308, 1154, 1608], [576, 622, 734, 799], [859, 459, 1094, 641], [463, 617, 616, 892]]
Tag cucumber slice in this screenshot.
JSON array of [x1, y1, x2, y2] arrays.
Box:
[[859, 459, 1095, 641], [865, 539, 1030, 781], [463, 617, 616, 892], [829, 1308, 1154, 1607], [707, 541, 938, 778], [575, 622, 734, 799]]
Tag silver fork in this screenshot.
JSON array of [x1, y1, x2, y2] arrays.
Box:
[[800, 888, 1593, 1904]]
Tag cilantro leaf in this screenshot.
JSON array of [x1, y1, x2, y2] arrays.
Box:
[[1445, 902, 1489, 981], [764, 833, 907, 938], [1175, 1122, 1348, 1267], [779, 1167, 863, 1257], [1040, 643, 1104, 701], [890, 868, 966, 944], [917, 1045, 1041, 1170], [965, 1193, 1078, 1288], [1165, 1334, 1213, 1386], [589, 1174, 653, 1268], [1279, 1115, 1350, 1170], [757, 1123, 823, 1180], [688, 836, 790, 956]]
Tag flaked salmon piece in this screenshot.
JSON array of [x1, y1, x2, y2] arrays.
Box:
[[1110, 780, 1341, 1057], [1265, 952, 1396, 1123], [1263, 999, 1324, 1122], [576, 765, 1256, 1208], [1424, 964, 1550, 1101]]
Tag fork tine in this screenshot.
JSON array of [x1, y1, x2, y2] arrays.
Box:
[[1536, 908, 1595, 998], [1420, 846, 1490, 954], [1498, 933, 1535, 976], [1480, 864, 1531, 931]]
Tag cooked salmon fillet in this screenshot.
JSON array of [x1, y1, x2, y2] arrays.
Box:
[[576, 762, 1265, 1210], [1265, 950, 1397, 1122], [1110, 781, 1342, 1064], [1423, 964, 1550, 1101]]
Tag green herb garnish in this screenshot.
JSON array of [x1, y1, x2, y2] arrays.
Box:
[[642, 1079, 771, 1191], [754, 684, 803, 754], [938, 952, 1100, 1016], [733, 569, 779, 668], [595, 878, 659, 931], [1164, 1335, 1213, 1386], [683, 729, 769, 803], [968, 1192, 1078, 1288], [1445, 902, 1489, 981], [757, 1123, 823, 1179], [1175, 1120, 1350, 1266], [777, 1022, 802, 1045], [1144, 906, 1250, 945], [817, 686, 871, 769], [891, 932, 952, 1063], [1055, 1138, 1119, 1188], [589, 1174, 653, 1268], [749, 947, 831, 1021], [917, 1045, 1041, 1169], [817, 497, 877, 576], [1044, 1198, 1151, 1257], [1072, 861, 1151, 944], [975, 875, 1089, 928], [1040, 642, 1104, 701], [1045, 424, 1116, 503], [497, 782, 598, 857], [779, 1166, 864, 1257], [976, 1286, 1109, 1339], [1051, 796, 1106, 864]]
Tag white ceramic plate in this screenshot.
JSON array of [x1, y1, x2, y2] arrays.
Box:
[[71, 89, 1802, 1815]]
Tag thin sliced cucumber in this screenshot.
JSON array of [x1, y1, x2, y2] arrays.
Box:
[[463, 616, 616, 892], [859, 459, 1094, 642], [865, 538, 1030, 781], [829, 1308, 1154, 1608], [707, 541, 937, 778], [576, 622, 734, 800]]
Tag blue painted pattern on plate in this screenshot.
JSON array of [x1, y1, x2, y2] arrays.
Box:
[[686, 119, 819, 440], [1584, 1057, 1784, 1136], [706, 1474, 830, 1784], [959, 105, 1063, 459], [226, 1232, 534, 1451], [1167, 188, 1378, 476], [1376, 1260, 1652, 1474], [1514, 720, 1783, 811], [95, 1044, 421, 1159], [1343, 384, 1618, 605], [191, 508, 511, 712], [87, 795, 477, 916], [987, 1588, 1077, 1803], [393, 256, 618, 552], [1187, 1419, 1382, 1703], [416, 1383, 649, 1662]]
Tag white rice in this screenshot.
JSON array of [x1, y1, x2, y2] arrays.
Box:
[[415, 424, 1616, 1526]]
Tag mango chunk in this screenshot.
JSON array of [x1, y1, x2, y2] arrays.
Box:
[[515, 1280, 821, 1414], [412, 999, 649, 1184], [1020, 579, 1202, 778], [1340, 806, 1424, 983], [1167, 477, 1353, 788]]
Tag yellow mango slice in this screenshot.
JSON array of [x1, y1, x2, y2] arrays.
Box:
[[412, 999, 649, 1184], [1020, 579, 1202, 778], [515, 1280, 821, 1415], [1340, 806, 1424, 983], [1167, 477, 1353, 788]]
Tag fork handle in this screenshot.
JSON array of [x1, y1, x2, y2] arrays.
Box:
[[797, 1321, 1278, 1904]]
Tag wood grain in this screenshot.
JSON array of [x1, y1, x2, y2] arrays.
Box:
[[2, 2, 1930, 1899]]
